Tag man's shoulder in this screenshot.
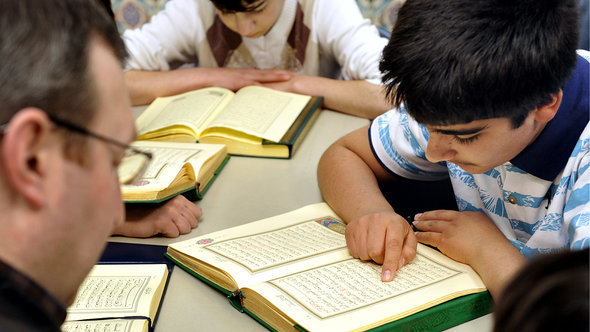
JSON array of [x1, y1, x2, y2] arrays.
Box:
[[0, 262, 65, 331], [0, 287, 62, 332], [0, 314, 61, 332]]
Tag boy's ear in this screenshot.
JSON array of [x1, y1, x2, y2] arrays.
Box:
[[534, 91, 563, 123], [1, 108, 55, 208]]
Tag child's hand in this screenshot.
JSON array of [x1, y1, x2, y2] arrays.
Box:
[[113, 195, 201, 238], [345, 211, 417, 282], [413, 210, 526, 298], [413, 210, 508, 266], [208, 67, 294, 91]]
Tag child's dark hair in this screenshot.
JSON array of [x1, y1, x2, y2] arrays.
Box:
[[493, 248, 589, 332], [379, 0, 580, 127], [211, 0, 265, 13]]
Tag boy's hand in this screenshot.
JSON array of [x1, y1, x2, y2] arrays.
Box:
[[125, 68, 295, 106], [413, 210, 526, 298], [113, 195, 201, 238], [413, 210, 510, 265], [345, 211, 417, 282], [260, 73, 303, 92], [208, 67, 295, 91]]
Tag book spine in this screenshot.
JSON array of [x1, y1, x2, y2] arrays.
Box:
[[283, 96, 323, 147], [195, 155, 231, 199], [229, 290, 245, 312]]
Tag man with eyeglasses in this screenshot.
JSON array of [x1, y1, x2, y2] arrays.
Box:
[[0, 0, 191, 330]]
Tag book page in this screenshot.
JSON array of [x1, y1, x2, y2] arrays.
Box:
[[61, 319, 147, 332], [121, 141, 225, 194], [135, 87, 234, 137], [247, 245, 487, 332], [269, 255, 459, 319], [65, 264, 168, 322], [205, 217, 346, 272], [202, 86, 311, 142], [168, 203, 352, 287]]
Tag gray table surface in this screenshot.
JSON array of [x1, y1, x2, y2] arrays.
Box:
[[110, 107, 493, 332]]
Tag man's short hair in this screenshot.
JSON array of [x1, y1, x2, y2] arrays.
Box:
[[0, 0, 127, 153], [380, 0, 580, 127]]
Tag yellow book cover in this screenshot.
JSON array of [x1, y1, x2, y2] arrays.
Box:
[[63, 264, 169, 332], [118, 141, 228, 203], [135, 86, 322, 159]]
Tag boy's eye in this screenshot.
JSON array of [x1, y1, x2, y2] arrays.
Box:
[[454, 135, 480, 144]]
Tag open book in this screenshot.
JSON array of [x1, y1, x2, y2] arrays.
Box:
[[62, 264, 169, 332], [119, 141, 229, 203], [166, 203, 492, 332], [135, 86, 322, 159]]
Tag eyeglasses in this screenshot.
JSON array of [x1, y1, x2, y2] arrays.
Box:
[[0, 114, 153, 185], [49, 115, 154, 184]]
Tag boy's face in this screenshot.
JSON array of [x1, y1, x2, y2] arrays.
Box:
[[216, 0, 285, 39], [424, 112, 544, 174]]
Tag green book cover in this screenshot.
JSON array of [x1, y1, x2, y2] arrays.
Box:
[[164, 252, 492, 332], [367, 292, 492, 332], [239, 292, 492, 332]]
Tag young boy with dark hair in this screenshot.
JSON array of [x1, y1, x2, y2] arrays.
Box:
[[318, 0, 589, 298], [122, 0, 390, 119]]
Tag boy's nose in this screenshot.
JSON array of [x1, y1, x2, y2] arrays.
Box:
[[235, 14, 256, 36], [425, 133, 457, 163]]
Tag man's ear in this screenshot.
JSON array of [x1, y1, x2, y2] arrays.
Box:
[[1, 108, 55, 208], [534, 91, 563, 123]]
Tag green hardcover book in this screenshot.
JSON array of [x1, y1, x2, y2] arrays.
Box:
[[134, 86, 323, 159], [119, 141, 229, 203], [165, 203, 492, 331]]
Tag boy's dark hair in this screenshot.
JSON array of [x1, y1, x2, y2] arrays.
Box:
[[0, 0, 127, 158], [380, 0, 580, 127], [493, 248, 589, 332], [211, 0, 266, 13]]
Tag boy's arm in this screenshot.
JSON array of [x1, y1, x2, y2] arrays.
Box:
[[263, 75, 390, 119], [125, 67, 295, 106], [318, 125, 417, 281], [413, 210, 526, 299], [112, 195, 201, 238]]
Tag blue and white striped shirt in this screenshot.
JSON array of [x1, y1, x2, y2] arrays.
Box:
[[369, 51, 590, 258]]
